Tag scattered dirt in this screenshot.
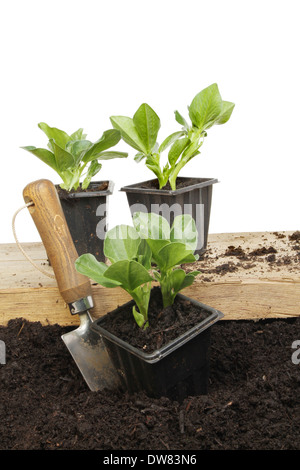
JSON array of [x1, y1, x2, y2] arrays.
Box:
[[98, 287, 210, 353], [0, 316, 299, 450], [289, 231, 300, 241], [193, 231, 300, 281], [198, 261, 239, 276], [249, 246, 277, 257], [273, 232, 286, 239], [224, 245, 247, 258]]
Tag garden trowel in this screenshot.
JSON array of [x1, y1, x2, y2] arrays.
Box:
[[23, 179, 120, 392]]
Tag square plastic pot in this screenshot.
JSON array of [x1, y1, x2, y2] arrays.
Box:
[[91, 293, 224, 402], [57, 181, 113, 262], [120, 177, 218, 256]]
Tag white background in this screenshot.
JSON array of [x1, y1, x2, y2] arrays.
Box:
[[1, 0, 299, 244]]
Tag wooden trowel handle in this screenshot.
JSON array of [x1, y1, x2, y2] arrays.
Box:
[[23, 179, 92, 305]]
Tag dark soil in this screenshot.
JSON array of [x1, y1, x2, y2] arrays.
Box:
[[224, 245, 247, 258], [289, 231, 300, 241], [56, 181, 109, 198], [138, 177, 202, 191], [249, 246, 277, 257], [1, 315, 300, 450], [99, 287, 210, 353]]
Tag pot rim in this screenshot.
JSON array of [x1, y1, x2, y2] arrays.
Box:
[[56, 180, 114, 199], [91, 293, 224, 364], [120, 177, 218, 196]]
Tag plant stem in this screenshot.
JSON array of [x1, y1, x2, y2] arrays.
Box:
[[168, 160, 186, 190], [160, 269, 175, 308]]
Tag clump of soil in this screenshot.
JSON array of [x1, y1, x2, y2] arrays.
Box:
[[249, 246, 277, 256], [0, 316, 300, 450], [289, 231, 300, 241], [213, 262, 239, 275], [224, 245, 247, 258], [98, 287, 210, 353], [199, 261, 239, 276], [273, 232, 286, 239]]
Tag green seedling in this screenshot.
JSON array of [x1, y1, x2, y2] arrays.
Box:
[[75, 213, 200, 329], [133, 212, 200, 308], [110, 83, 234, 190], [21, 123, 128, 191]]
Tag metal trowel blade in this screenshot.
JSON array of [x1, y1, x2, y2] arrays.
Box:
[[61, 311, 120, 392]]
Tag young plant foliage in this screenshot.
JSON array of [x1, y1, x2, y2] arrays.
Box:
[[75, 213, 200, 329], [21, 123, 128, 191], [133, 212, 200, 308], [110, 84, 234, 190]]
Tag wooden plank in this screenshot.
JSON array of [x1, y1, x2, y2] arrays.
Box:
[[1, 231, 299, 325]]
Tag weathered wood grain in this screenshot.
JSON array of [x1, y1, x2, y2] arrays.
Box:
[[1, 231, 299, 325]]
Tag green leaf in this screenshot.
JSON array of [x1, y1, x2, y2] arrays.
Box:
[[156, 242, 195, 270], [188, 270, 201, 276], [137, 238, 152, 270], [158, 131, 186, 154], [81, 160, 102, 189], [105, 260, 153, 292], [21, 146, 58, 172], [60, 168, 81, 191], [50, 139, 76, 172], [97, 151, 128, 160], [174, 110, 189, 129], [215, 100, 235, 125], [75, 254, 121, 288], [104, 225, 141, 263], [168, 137, 190, 167], [168, 137, 203, 190], [145, 239, 171, 261], [179, 253, 199, 264], [161, 163, 172, 187], [65, 140, 92, 163], [170, 214, 198, 251], [38, 122, 71, 149], [110, 116, 147, 153], [133, 103, 160, 154], [134, 152, 146, 163], [168, 269, 187, 293], [70, 128, 86, 141], [47, 140, 54, 153], [180, 139, 202, 164], [188, 83, 223, 130], [179, 272, 200, 290], [132, 306, 147, 328], [145, 153, 164, 186], [82, 129, 121, 163], [133, 212, 170, 241]]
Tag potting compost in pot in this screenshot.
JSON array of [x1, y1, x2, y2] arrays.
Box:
[[91, 287, 223, 401]]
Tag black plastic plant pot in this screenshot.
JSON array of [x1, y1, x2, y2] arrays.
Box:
[[91, 294, 223, 402], [56, 181, 114, 262], [120, 177, 218, 256]]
